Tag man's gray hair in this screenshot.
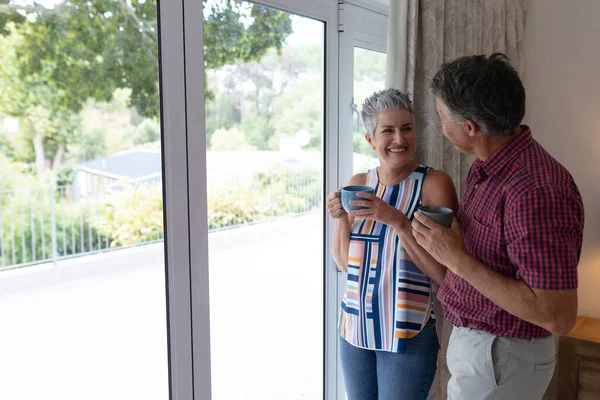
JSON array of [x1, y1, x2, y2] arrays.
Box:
[[361, 88, 413, 137], [429, 53, 525, 136]]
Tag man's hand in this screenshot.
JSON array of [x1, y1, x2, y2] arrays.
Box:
[[411, 212, 467, 273], [348, 192, 409, 230]]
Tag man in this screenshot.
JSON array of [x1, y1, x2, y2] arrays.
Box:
[[411, 53, 585, 400]]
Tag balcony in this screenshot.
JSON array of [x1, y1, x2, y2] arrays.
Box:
[[0, 213, 323, 400]]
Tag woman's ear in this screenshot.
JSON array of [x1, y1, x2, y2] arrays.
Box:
[[365, 133, 376, 150]]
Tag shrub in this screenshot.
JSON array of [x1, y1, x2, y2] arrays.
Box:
[[0, 190, 103, 266], [93, 185, 163, 247], [207, 184, 270, 230], [254, 167, 321, 214]]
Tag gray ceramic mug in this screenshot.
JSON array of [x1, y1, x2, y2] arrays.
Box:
[[418, 205, 453, 228]]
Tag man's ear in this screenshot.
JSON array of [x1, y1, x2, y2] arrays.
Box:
[[365, 133, 376, 150], [464, 120, 479, 137]]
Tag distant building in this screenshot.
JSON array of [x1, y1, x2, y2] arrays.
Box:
[[74, 149, 162, 198]]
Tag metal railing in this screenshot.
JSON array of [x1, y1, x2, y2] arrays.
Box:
[[0, 168, 321, 271]]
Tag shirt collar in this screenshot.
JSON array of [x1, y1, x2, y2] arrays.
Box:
[[473, 125, 533, 179]]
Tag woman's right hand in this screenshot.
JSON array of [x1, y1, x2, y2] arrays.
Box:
[[326, 190, 347, 220]]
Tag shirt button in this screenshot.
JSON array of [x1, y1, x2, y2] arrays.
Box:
[[474, 184, 479, 189]]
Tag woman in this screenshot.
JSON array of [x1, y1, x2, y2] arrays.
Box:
[[327, 89, 458, 400]]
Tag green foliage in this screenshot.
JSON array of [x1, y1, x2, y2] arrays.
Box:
[[0, 153, 33, 194], [129, 119, 160, 146], [210, 127, 254, 151], [11, 123, 35, 164], [207, 167, 320, 230], [4, 0, 293, 119], [353, 48, 387, 85], [204, 1, 292, 71], [0, 0, 292, 177], [204, 42, 324, 151], [270, 76, 323, 150], [0, 132, 14, 160], [56, 167, 77, 188], [0, 27, 83, 173], [205, 92, 239, 145], [0, 192, 103, 265], [0, 0, 24, 35], [0, 167, 321, 267], [93, 185, 163, 247], [239, 115, 274, 150], [353, 132, 374, 156], [207, 184, 271, 230], [79, 91, 136, 154], [254, 167, 321, 213], [75, 127, 109, 162]]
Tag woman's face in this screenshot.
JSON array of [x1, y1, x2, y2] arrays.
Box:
[[366, 109, 416, 167]]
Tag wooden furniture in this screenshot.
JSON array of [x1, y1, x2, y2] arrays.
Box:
[[557, 316, 600, 399]]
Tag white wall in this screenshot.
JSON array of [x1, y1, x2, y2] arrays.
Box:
[[523, 0, 600, 318]]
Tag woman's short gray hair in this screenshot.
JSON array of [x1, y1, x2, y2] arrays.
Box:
[[361, 88, 413, 137]]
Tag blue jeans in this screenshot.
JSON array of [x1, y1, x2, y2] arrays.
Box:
[[339, 320, 438, 400]]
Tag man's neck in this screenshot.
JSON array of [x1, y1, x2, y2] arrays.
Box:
[[475, 126, 523, 161]]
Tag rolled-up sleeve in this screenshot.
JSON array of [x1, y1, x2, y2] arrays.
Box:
[[505, 185, 584, 290]]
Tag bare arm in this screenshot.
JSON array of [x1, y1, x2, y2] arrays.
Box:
[[449, 253, 577, 335], [332, 218, 352, 273], [413, 185, 583, 335], [330, 174, 365, 273], [393, 170, 458, 286]]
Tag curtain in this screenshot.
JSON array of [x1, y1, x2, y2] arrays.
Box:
[[385, 0, 409, 91]]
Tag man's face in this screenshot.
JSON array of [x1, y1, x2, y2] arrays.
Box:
[[435, 98, 475, 155]]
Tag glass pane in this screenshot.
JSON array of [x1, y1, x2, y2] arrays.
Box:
[[204, 3, 324, 399], [353, 47, 386, 175], [0, 1, 168, 399]]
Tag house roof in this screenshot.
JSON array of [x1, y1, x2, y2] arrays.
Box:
[[79, 149, 162, 180]]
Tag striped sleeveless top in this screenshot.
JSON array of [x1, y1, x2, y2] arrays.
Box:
[[338, 165, 434, 353]]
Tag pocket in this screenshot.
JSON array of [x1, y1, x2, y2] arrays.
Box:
[[534, 354, 556, 371], [488, 336, 500, 388]]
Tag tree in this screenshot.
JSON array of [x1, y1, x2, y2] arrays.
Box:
[[204, 43, 321, 150], [210, 127, 254, 151], [129, 119, 160, 146], [0, 132, 15, 160], [0, 0, 24, 35], [270, 75, 323, 150], [0, 27, 82, 176], [76, 127, 109, 162], [0, 0, 292, 176], [239, 114, 274, 150], [1, 0, 293, 118]]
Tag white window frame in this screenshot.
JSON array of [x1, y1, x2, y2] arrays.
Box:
[[163, 0, 341, 398], [160, 0, 390, 398], [158, 0, 208, 398], [337, 2, 388, 399]]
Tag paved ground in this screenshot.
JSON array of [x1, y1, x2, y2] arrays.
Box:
[[0, 214, 323, 400]]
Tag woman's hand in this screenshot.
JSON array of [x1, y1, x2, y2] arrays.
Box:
[[326, 190, 348, 220], [348, 192, 409, 230]]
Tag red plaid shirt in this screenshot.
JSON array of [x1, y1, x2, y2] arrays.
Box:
[[438, 127, 585, 338]]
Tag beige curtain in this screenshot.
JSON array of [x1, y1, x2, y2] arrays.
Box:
[[405, 0, 526, 197], [385, 0, 409, 91], [387, 1, 527, 399]]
